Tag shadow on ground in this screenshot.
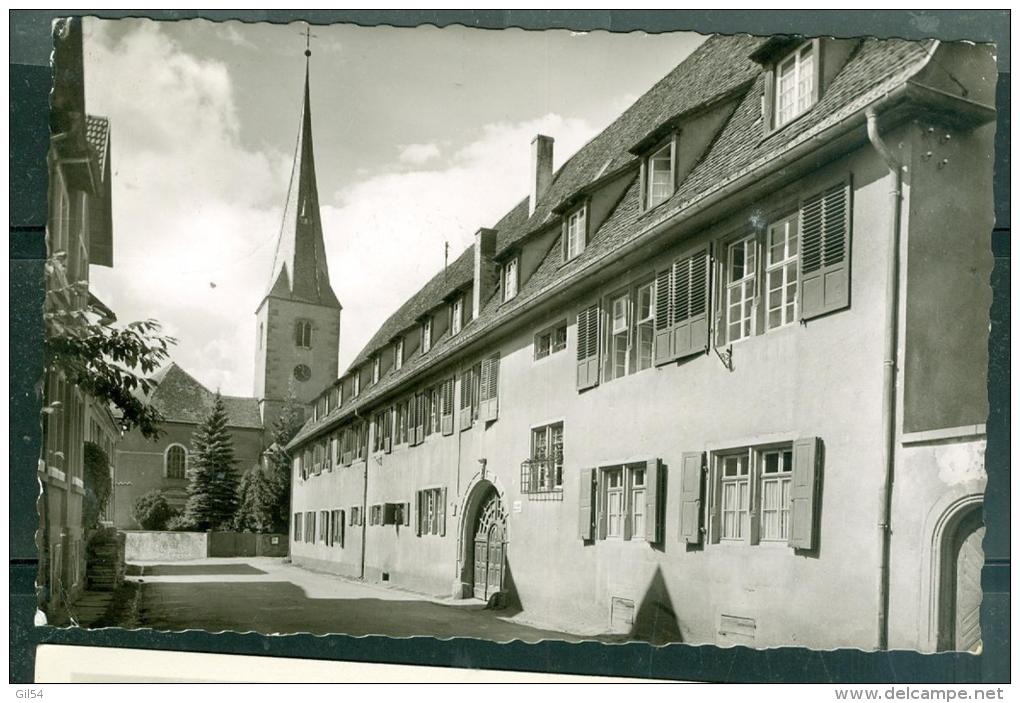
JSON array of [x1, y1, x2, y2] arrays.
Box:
[[135, 563, 268, 577], [133, 580, 583, 643]]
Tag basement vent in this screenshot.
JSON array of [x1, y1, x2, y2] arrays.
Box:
[[381, 572, 390, 582], [718, 613, 757, 646], [609, 597, 635, 634]]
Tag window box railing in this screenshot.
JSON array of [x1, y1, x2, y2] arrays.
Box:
[[521, 456, 563, 500]]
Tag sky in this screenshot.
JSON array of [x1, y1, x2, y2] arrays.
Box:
[[83, 17, 705, 398]]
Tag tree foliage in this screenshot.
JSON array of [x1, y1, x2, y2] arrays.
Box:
[[44, 252, 176, 440], [265, 392, 305, 533], [82, 441, 112, 532], [132, 490, 177, 530], [181, 393, 239, 530], [234, 465, 277, 533]]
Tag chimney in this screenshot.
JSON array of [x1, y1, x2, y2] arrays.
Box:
[[472, 228, 498, 320], [529, 134, 554, 216]]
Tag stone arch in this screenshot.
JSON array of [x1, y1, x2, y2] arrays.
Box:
[[455, 473, 510, 601], [918, 479, 985, 652]]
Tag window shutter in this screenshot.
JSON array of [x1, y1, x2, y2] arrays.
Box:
[[800, 182, 851, 320], [414, 393, 425, 444], [673, 250, 711, 358], [340, 511, 346, 547], [439, 487, 448, 537], [348, 508, 354, 527], [653, 268, 674, 364], [578, 468, 596, 541], [576, 304, 600, 390], [403, 502, 411, 527], [441, 378, 455, 435], [415, 491, 422, 536], [479, 355, 499, 421], [678, 452, 705, 544], [762, 69, 775, 134], [645, 458, 664, 544], [789, 437, 822, 550]]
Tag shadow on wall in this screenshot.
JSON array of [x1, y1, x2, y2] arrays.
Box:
[[631, 565, 684, 645], [486, 558, 522, 617]]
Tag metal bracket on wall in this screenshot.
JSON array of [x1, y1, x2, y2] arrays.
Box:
[[715, 344, 734, 372]]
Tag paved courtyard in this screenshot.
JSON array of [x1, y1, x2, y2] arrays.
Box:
[[126, 557, 583, 642]]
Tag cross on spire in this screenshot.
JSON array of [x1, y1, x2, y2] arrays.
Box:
[[302, 24, 317, 58]]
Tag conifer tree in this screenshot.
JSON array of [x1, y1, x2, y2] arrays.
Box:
[[181, 393, 238, 530], [266, 391, 305, 533], [234, 465, 276, 533]]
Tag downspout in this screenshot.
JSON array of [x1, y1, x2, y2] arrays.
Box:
[[866, 107, 905, 651], [358, 410, 368, 580]]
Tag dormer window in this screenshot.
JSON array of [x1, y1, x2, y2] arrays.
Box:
[[353, 373, 360, 398], [644, 138, 676, 210], [774, 42, 816, 129], [451, 295, 464, 336], [295, 320, 313, 348], [564, 205, 587, 262], [421, 317, 433, 354], [503, 257, 519, 302], [372, 356, 380, 384], [394, 338, 404, 371]]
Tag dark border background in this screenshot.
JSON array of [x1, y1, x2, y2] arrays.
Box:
[[9, 9, 1010, 684]]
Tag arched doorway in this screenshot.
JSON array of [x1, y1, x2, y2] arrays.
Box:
[[468, 486, 507, 602], [938, 505, 984, 652]]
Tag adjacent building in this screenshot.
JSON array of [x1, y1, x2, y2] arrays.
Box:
[[40, 16, 117, 616]]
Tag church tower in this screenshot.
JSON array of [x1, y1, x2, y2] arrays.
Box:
[[255, 50, 341, 429]]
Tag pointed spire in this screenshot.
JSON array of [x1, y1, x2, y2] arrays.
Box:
[[264, 54, 340, 309]]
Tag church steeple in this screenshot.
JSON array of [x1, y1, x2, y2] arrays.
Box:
[[264, 55, 340, 309]]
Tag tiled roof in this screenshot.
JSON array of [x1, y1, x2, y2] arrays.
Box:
[[148, 363, 263, 430], [85, 115, 110, 175], [289, 35, 937, 448]]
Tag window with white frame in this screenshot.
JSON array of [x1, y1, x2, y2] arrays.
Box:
[[645, 141, 675, 209], [610, 292, 630, 380], [635, 281, 655, 371], [774, 42, 816, 129], [719, 452, 751, 541], [451, 296, 464, 335], [565, 206, 587, 261], [416, 487, 444, 536], [503, 257, 519, 302], [523, 422, 563, 493], [759, 447, 793, 541], [630, 466, 647, 537], [603, 467, 626, 538], [534, 322, 567, 360], [353, 372, 360, 397], [394, 338, 404, 371], [725, 236, 758, 343], [372, 356, 380, 384], [765, 213, 799, 329], [421, 317, 433, 353], [293, 512, 303, 541], [165, 444, 187, 479]]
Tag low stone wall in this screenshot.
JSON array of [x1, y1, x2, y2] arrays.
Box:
[[124, 531, 208, 561]]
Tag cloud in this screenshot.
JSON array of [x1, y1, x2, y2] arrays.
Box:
[[397, 142, 441, 165], [324, 112, 600, 372], [84, 18, 282, 397]]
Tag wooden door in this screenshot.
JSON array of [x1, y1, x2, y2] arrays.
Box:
[[954, 522, 984, 652], [471, 491, 506, 601]]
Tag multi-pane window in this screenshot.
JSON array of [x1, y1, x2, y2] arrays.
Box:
[[319, 510, 329, 543], [775, 42, 816, 129], [524, 422, 563, 493], [565, 206, 587, 261], [719, 453, 751, 541], [604, 467, 625, 538], [503, 257, 519, 302], [295, 320, 313, 348], [165, 445, 187, 479], [766, 214, 799, 329], [635, 281, 655, 370], [305, 511, 316, 543], [330, 509, 344, 547], [416, 488, 444, 536], [760, 447, 793, 541], [293, 512, 303, 541], [610, 293, 630, 379], [451, 296, 464, 336], [369, 504, 383, 526], [350, 505, 363, 527], [535, 323, 567, 360], [726, 236, 757, 343], [646, 142, 674, 209], [630, 467, 647, 537], [395, 402, 407, 445], [394, 338, 404, 371], [421, 317, 432, 353]]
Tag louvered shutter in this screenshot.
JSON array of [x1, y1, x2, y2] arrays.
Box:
[[441, 378, 455, 435], [439, 487, 448, 537], [653, 268, 674, 364], [678, 452, 705, 544], [578, 468, 596, 541], [576, 304, 601, 390], [645, 459, 664, 544], [673, 250, 711, 358], [479, 355, 499, 421], [800, 182, 851, 320], [459, 370, 473, 430], [413, 393, 425, 444], [384, 408, 393, 453], [789, 437, 822, 550], [415, 491, 422, 536], [340, 511, 346, 547]]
